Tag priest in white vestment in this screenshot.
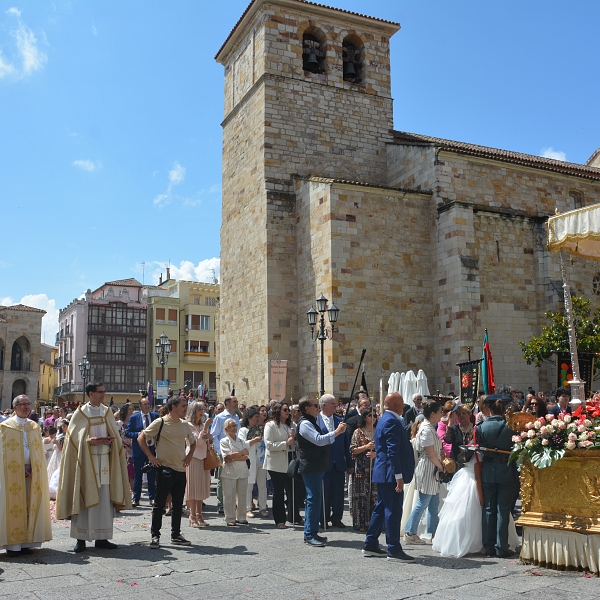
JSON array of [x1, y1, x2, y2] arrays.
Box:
[[56, 382, 131, 552], [0, 395, 52, 556]]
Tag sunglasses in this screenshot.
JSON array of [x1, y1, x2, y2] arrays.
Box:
[[281, 408, 290, 412]]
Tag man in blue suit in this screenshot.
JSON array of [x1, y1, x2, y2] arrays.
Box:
[[317, 394, 352, 528], [363, 392, 415, 561], [125, 396, 159, 506]]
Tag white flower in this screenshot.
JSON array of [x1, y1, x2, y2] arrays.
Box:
[[525, 439, 534, 448], [568, 432, 578, 441], [542, 438, 550, 446], [579, 433, 588, 442], [546, 425, 555, 434], [584, 419, 592, 427], [534, 421, 541, 430], [551, 419, 560, 428], [563, 415, 572, 424], [578, 425, 586, 433], [527, 429, 536, 438], [526, 422, 534, 430], [566, 441, 576, 450], [520, 431, 528, 439], [558, 421, 566, 430]]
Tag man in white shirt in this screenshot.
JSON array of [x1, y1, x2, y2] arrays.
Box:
[[210, 396, 241, 514]]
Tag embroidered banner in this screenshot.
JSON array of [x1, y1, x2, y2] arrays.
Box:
[[457, 359, 482, 410], [556, 351, 595, 396], [269, 360, 288, 402]]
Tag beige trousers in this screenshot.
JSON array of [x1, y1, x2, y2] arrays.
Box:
[[222, 477, 248, 523]]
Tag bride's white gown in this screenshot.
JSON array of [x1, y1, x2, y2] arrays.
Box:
[[432, 458, 520, 557]]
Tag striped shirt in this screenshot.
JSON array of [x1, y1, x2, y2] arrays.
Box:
[[414, 421, 442, 495]]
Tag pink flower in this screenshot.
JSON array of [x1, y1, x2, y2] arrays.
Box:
[[512, 435, 521, 443], [526, 422, 534, 430], [520, 431, 528, 439], [568, 432, 577, 441], [578, 425, 586, 433], [578, 440, 594, 448], [527, 429, 536, 438], [538, 416, 546, 424], [540, 426, 548, 435], [557, 421, 566, 430]]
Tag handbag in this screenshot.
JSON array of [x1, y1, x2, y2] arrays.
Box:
[[204, 442, 222, 470], [141, 418, 164, 473]]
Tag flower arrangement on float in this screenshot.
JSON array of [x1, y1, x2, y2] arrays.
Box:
[[509, 395, 600, 469]]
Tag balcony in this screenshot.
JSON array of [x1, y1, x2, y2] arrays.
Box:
[[63, 354, 72, 364], [54, 357, 62, 368], [87, 352, 146, 364], [88, 323, 146, 335], [59, 330, 65, 339], [65, 325, 72, 337], [55, 333, 60, 345], [60, 382, 83, 394], [53, 386, 61, 397]]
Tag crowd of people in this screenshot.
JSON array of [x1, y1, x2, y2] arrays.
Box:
[[0, 381, 578, 560]]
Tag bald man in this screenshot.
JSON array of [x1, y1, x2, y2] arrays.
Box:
[[362, 393, 415, 561]]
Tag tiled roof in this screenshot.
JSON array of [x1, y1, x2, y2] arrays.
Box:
[[392, 130, 600, 182], [216, 0, 400, 61], [104, 278, 142, 287], [0, 303, 46, 313]]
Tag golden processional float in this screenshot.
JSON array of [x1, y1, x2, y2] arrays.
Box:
[[509, 204, 600, 574]]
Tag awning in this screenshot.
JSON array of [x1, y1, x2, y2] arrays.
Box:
[[547, 204, 600, 260]]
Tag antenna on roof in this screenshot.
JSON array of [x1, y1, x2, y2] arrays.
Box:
[[140, 261, 145, 285]]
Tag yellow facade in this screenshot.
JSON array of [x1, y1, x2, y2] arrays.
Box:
[[146, 279, 219, 400], [37, 344, 57, 408]]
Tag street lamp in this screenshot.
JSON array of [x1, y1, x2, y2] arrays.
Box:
[[155, 332, 172, 382], [78, 354, 91, 404], [307, 295, 340, 397]]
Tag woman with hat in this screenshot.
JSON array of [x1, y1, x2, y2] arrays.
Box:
[[475, 393, 518, 558]]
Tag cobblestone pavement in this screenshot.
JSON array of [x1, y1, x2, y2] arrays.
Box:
[[0, 488, 596, 600]]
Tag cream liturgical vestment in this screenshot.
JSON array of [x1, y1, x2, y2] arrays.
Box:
[[56, 403, 131, 541], [0, 416, 52, 551]]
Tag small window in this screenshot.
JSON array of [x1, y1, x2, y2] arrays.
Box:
[[167, 367, 177, 383], [303, 32, 325, 74], [193, 296, 201, 305], [205, 297, 216, 306], [191, 314, 201, 330], [570, 191, 583, 209], [200, 316, 210, 330], [168, 309, 177, 324], [156, 308, 165, 323]]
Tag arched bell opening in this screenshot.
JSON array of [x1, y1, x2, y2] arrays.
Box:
[[302, 29, 327, 74], [342, 35, 364, 84]]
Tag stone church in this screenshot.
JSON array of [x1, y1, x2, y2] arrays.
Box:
[[216, 0, 600, 404]]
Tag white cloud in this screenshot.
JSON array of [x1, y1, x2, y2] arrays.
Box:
[[73, 159, 102, 172], [150, 258, 220, 284], [0, 294, 59, 343], [541, 147, 567, 162], [153, 161, 185, 207], [1, 8, 47, 79], [183, 184, 221, 207], [92, 24, 98, 36], [16, 21, 47, 74]]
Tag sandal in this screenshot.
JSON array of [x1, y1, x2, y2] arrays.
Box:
[[198, 519, 210, 527], [227, 521, 237, 527], [236, 520, 249, 525]]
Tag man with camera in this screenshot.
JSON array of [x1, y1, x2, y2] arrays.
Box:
[[138, 396, 196, 549]]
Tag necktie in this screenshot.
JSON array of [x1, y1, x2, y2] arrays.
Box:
[[145, 414, 154, 446]]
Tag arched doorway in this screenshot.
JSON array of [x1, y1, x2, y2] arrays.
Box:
[[12, 379, 27, 398], [10, 336, 31, 371]]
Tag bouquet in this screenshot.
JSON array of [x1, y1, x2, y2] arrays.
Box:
[[509, 396, 600, 470]]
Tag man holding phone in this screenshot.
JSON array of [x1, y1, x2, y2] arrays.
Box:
[[56, 382, 132, 553]]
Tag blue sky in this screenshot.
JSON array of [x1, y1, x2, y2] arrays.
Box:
[[1, 0, 599, 341]]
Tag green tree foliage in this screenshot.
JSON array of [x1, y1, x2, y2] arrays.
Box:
[[519, 296, 600, 373]]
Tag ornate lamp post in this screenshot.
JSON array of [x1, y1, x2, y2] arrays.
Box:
[[307, 294, 340, 397], [155, 332, 172, 382], [78, 354, 91, 404]]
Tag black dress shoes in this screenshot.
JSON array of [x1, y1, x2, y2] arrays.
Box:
[[73, 540, 87, 553], [314, 534, 328, 543], [95, 540, 118, 549], [387, 549, 414, 561], [304, 537, 325, 547], [331, 521, 346, 528]]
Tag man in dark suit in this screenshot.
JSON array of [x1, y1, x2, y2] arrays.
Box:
[[317, 394, 352, 528], [403, 394, 423, 430], [345, 390, 368, 421], [125, 396, 159, 506], [346, 395, 372, 440], [363, 392, 415, 561]]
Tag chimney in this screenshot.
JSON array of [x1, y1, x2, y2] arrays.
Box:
[[166, 267, 171, 281], [159, 273, 163, 285]]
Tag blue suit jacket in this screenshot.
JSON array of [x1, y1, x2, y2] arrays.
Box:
[[316, 414, 352, 472], [371, 410, 415, 485], [125, 411, 159, 459]]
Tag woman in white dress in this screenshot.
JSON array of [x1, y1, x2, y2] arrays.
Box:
[[432, 450, 520, 557], [239, 408, 268, 519]]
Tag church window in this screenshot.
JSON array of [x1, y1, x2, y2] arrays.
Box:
[[570, 191, 583, 209], [302, 32, 326, 74], [342, 36, 363, 83], [11, 341, 22, 371]]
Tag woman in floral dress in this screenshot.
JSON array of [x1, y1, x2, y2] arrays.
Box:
[[350, 409, 377, 531]]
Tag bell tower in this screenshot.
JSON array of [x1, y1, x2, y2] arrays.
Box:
[[216, 0, 400, 402]]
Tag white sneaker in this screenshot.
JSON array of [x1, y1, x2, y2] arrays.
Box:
[[246, 510, 255, 518], [403, 533, 426, 545]]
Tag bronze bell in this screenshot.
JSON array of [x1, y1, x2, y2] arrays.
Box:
[[343, 61, 357, 80], [305, 51, 320, 73]]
